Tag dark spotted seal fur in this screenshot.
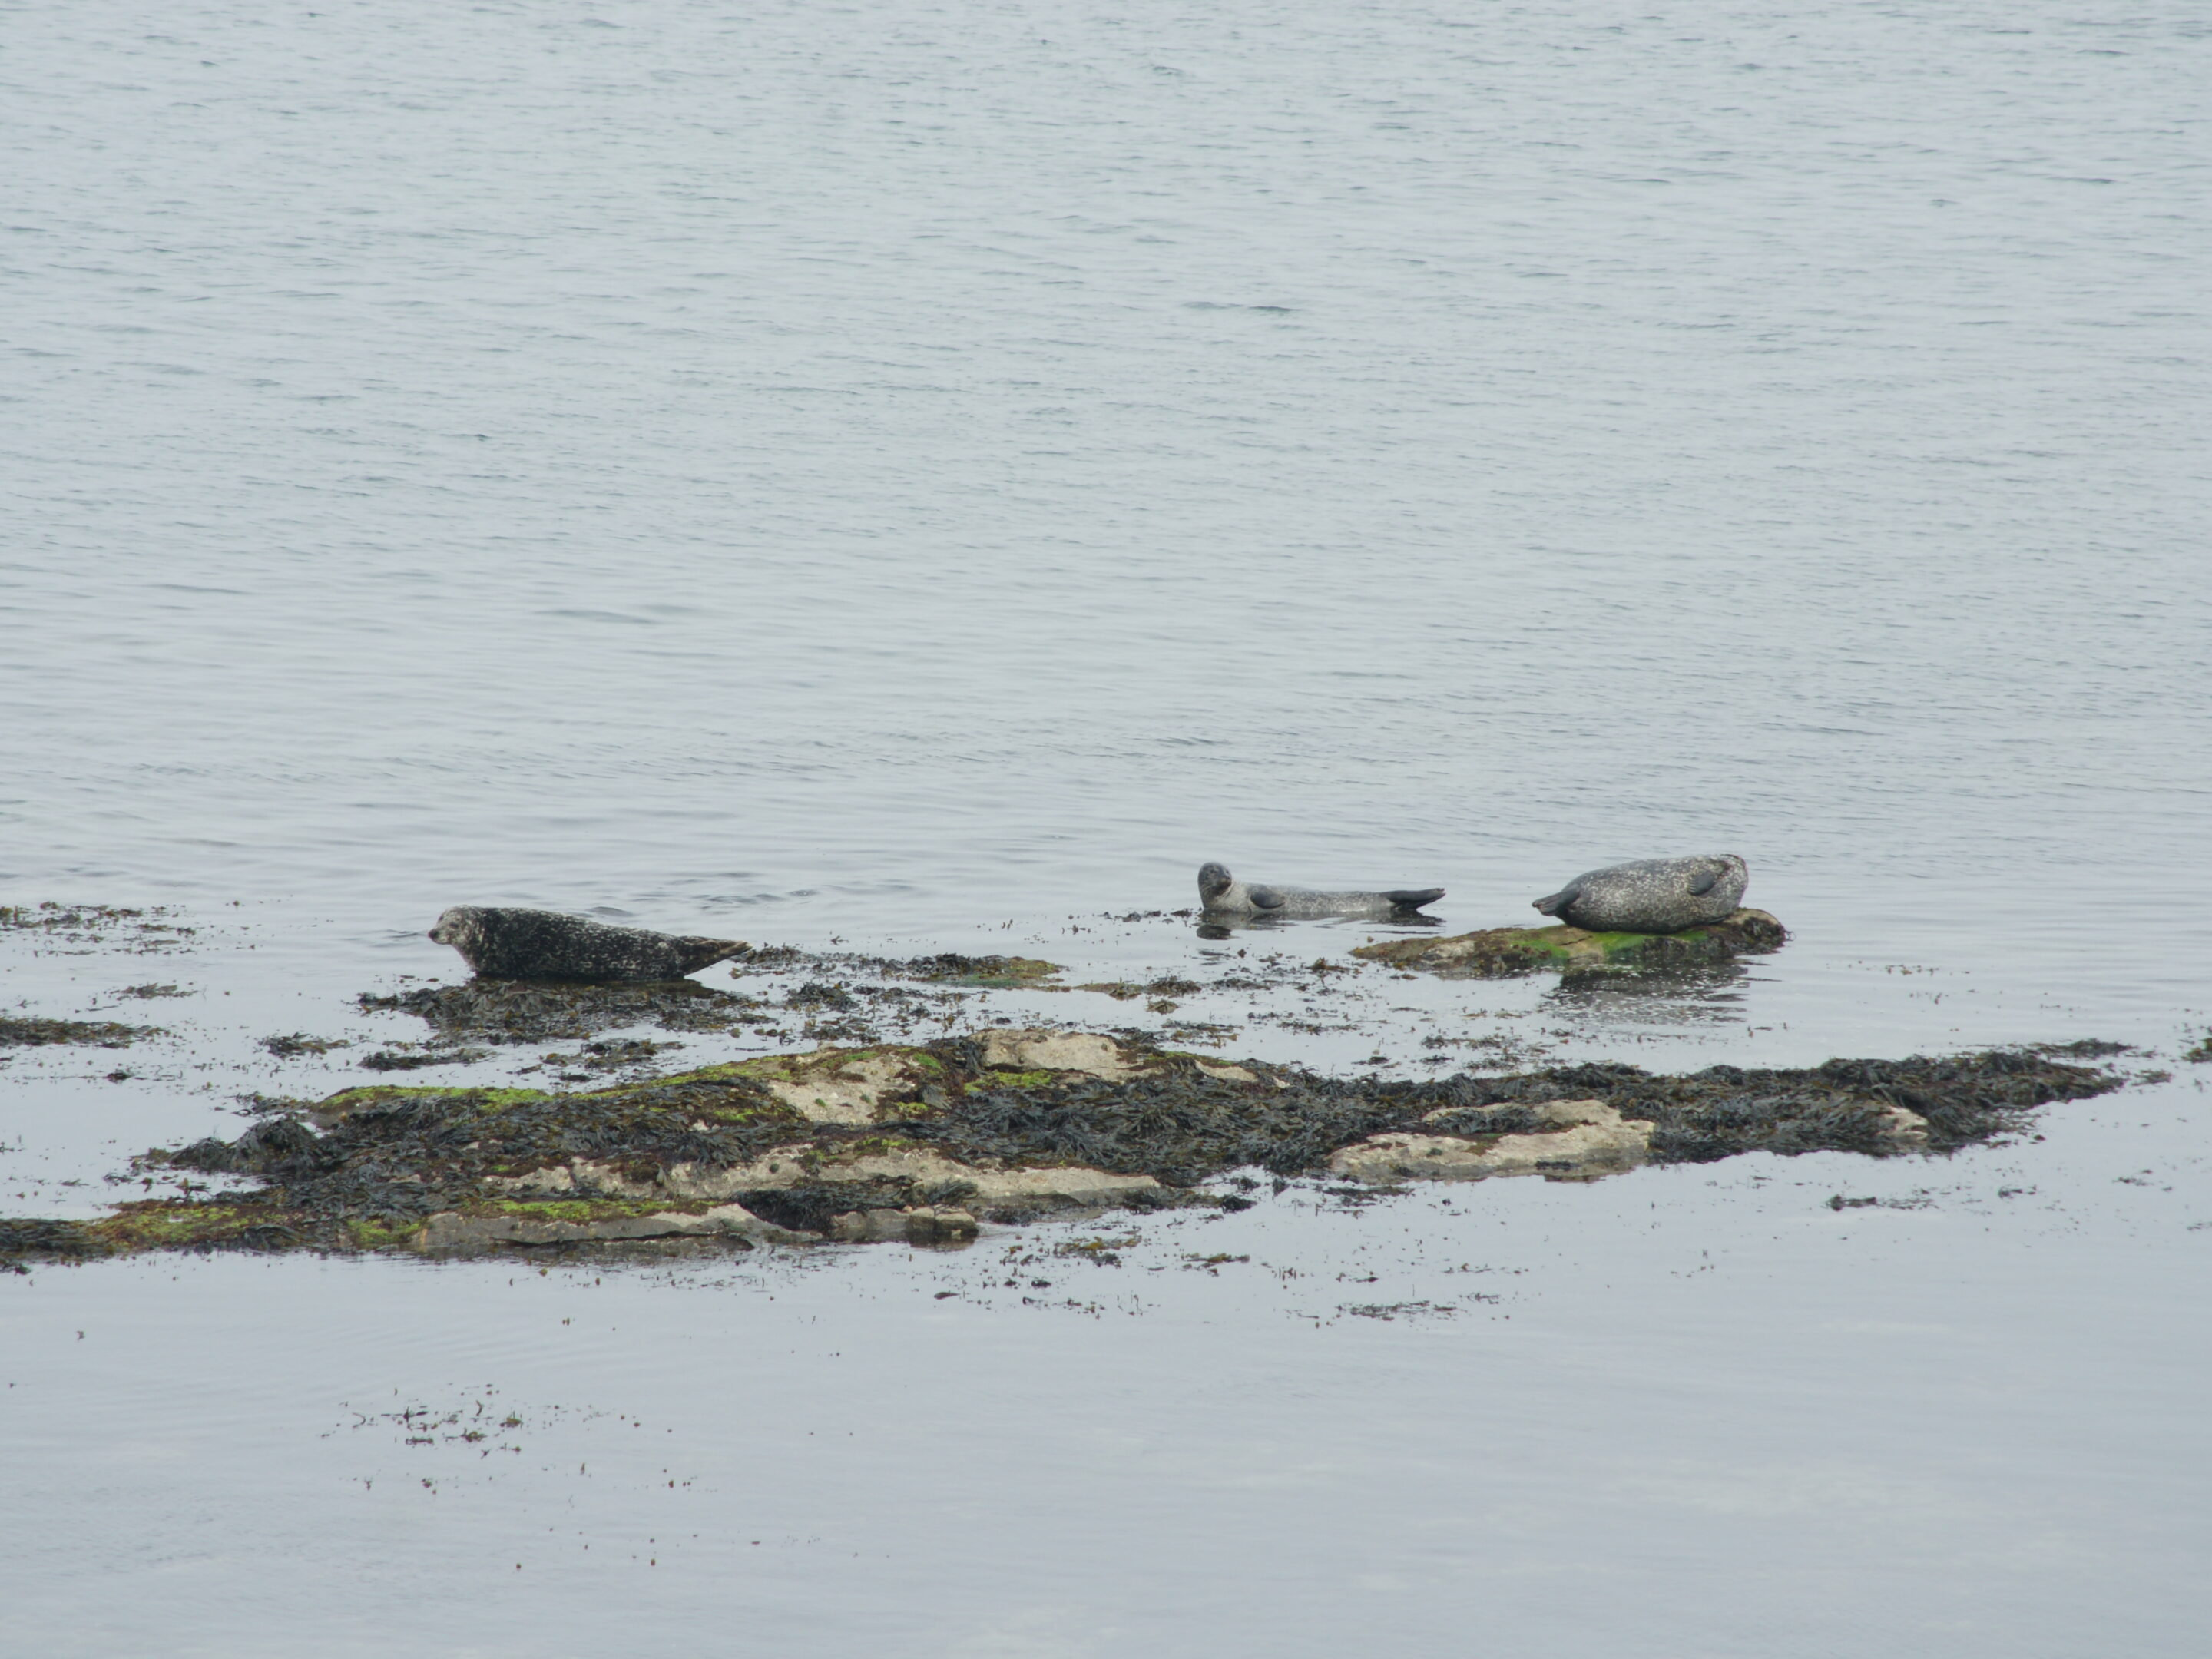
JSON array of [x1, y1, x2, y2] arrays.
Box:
[[1531, 855, 1748, 933], [428, 906, 745, 983], [1198, 862, 1445, 919]]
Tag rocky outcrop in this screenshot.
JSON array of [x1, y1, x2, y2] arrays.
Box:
[[1330, 1099, 1652, 1183], [1352, 908, 1786, 977]]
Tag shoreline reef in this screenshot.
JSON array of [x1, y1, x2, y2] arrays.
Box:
[[1, 1028, 2124, 1267]]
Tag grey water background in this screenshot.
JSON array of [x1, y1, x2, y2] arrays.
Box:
[[4, 1, 2210, 1653]]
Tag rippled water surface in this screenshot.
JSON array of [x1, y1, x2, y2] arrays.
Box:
[[5, 2, 2210, 1653]]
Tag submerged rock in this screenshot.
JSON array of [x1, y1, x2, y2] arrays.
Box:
[[1352, 908, 1786, 978]]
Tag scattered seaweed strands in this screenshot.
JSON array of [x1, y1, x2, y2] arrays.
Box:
[[0, 1015, 155, 1049], [0, 902, 197, 953]]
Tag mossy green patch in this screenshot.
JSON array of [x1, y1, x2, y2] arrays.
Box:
[[345, 1217, 422, 1251], [86, 1202, 276, 1250], [313, 1084, 551, 1116], [1353, 909, 1788, 978], [485, 1198, 697, 1224]]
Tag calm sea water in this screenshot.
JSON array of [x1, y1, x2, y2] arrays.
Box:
[[5, 2, 2210, 1653]]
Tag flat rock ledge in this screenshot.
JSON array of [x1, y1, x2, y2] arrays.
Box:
[[1330, 1099, 1654, 1182], [1352, 908, 1787, 977]]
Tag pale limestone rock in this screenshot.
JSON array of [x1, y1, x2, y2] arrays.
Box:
[[746, 1049, 918, 1124], [486, 1158, 657, 1199], [662, 1144, 1159, 1209], [416, 1200, 809, 1253], [1878, 1104, 1931, 1144], [979, 1028, 1142, 1079], [1331, 1103, 1651, 1184]]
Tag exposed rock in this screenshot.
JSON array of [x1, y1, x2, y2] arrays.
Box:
[[1332, 1100, 1652, 1183], [743, 1048, 922, 1123], [1353, 908, 1786, 978], [492, 1139, 1161, 1217], [417, 1200, 807, 1253], [978, 1028, 1143, 1079], [1876, 1104, 1931, 1145]]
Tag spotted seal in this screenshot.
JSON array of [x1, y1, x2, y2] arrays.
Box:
[[428, 906, 746, 983], [1531, 855, 1748, 933], [1198, 862, 1445, 919]]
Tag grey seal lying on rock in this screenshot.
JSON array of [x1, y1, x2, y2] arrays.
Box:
[[1199, 862, 1445, 919], [1531, 855, 1748, 933], [428, 906, 745, 982]]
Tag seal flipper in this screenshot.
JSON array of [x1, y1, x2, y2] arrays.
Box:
[[1687, 869, 1720, 897], [1383, 888, 1445, 910], [674, 937, 747, 975], [1532, 886, 1576, 917], [1248, 886, 1288, 911]]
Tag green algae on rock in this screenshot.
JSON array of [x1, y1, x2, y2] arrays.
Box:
[[1351, 907, 1787, 978], [0, 1031, 2124, 1267]]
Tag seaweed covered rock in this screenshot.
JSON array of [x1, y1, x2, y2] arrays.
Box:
[[1352, 908, 1786, 978], [0, 1031, 2124, 1265]]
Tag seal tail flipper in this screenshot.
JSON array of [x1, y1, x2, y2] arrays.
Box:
[[1383, 888, 1445, 910], [1532, 887, 1575, 916], [675, 937, 748, 975], [1248, 886, 1288, 911]]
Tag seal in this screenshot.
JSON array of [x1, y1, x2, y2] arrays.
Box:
[[1198, 862, 1445, 919], [1530, 855, 1748, 933], [427, 906, 746, 983]]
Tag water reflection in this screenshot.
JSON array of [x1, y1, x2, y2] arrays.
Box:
[[1541, 960, 1756, 1028]]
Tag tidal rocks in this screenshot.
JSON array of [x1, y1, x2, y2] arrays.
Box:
[[1352, 908, 1786, 978], [1532, 855, 1749, 933], [0, 1033, 2123, 1266], [428, 906, 746, 983]]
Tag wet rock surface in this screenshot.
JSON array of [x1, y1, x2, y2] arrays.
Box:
[[0, 1029, 2123, 1264], [1352, 908, 1788, 978]]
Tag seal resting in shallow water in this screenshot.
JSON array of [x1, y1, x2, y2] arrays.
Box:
[[428, 906, 745, 983], [1531, 855, 1747, 933], [1198, 862, 1444, 919]]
